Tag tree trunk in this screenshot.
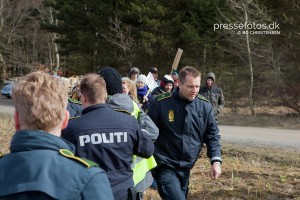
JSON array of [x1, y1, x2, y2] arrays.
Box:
[[203, 43, 207, 69], [0, 53, 8, 80], [243, 1, 255, 116], [49, 7, 60, 73]]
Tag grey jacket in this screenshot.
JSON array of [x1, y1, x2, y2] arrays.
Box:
[[107, 93, 159, 140]]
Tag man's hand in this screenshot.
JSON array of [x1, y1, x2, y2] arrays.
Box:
[[210, 162, 221, 179]]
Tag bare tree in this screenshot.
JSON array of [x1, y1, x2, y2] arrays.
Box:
[[217, 0, 273, 115], [33, 0, 60, 74], [0, 0, 53, 79], [0, 0, 9, 79], [100, 14, 135, 67]]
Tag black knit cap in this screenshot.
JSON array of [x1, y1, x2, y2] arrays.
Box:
[[99, 67, 123, 95]]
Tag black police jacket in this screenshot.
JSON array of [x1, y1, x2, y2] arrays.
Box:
[[62, 104, 154, 200], [147, 89, 222, 169]]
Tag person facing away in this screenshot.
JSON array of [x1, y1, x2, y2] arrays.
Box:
[[62, 73, 154, 200], [199, 72, 225, 122], [146, 66, 222, 200], [151, 74, 174, 97], [99, 67, 158, 198], [0, 71, 113, 200]]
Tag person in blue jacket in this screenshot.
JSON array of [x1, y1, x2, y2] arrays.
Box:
[[62, 73, 154, 200], [146, 66, 222, 200], [0, 71, 113, 200]]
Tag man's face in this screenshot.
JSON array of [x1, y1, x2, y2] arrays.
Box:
[[206, 78, 214, 88], [164, 83, 173, 92], [178, 75, 200, 101]]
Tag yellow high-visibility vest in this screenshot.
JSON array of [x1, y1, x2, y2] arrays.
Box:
[[131, 101, 157, 185]]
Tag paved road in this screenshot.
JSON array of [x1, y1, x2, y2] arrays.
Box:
[[1, 97, 299, 151], [0, 96, 14, 114], [219, 125, 300, 151]]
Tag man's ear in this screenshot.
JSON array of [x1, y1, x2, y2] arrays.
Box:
[[13, 111, 21, 131], [61, 110, 69, 130], [81, 94, 88, 104]]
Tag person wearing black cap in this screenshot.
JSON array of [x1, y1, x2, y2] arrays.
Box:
[[62, 73, 154, 200], [199, 72, 225, 122], [150, 67, 161, 85]]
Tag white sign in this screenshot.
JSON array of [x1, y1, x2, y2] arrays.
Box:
[[146, 72, 158, 92]]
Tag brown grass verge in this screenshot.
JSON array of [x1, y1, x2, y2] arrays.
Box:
[[144, 143, 300, 200], [219, 106, 300, 129]]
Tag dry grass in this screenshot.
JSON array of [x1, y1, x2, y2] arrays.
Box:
[[219, 107, 300, 129], [144, 143, 300, 200], [0, 113, 14, 156], [1, 113, 300, 200]]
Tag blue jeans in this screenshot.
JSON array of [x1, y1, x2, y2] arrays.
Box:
[[153, 165, 190, 200]]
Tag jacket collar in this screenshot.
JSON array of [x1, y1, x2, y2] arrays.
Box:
[[82, 103, 109, 115], [10, 130, 75, 153]]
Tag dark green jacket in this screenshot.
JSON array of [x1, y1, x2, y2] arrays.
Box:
[[0, 130, 113, 200]]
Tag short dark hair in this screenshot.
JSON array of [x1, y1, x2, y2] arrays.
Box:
[[150, 67, 158, 73]]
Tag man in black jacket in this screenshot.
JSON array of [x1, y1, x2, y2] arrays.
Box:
[[147, 66, 222, 200], [199, 72, 225, 122], [62, 73, 154, 200]]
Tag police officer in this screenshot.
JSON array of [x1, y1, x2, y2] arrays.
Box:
[[147, 66, 222, 200], [99, 67, 159, 199], [0, 72, 113, 200], [62, 73, 154, 200], [199, 72, 225, 122]]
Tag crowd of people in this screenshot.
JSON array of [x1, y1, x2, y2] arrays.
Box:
[[0, 66, 225, 200]]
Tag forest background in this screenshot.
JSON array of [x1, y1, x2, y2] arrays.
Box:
[[0, 0, 299, 115]]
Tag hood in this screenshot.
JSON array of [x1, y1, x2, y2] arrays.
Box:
[[107, 93, 134, 113], [206, 72, 216, 82]]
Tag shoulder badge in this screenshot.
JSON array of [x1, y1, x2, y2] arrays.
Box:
[[155, 92, 172, 101], [68, 98, 82, 105], [197, 94, 210, 103], [113, 109, 131, 115], [69, 116, 81, 120], [59, 149, 98, 168]]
